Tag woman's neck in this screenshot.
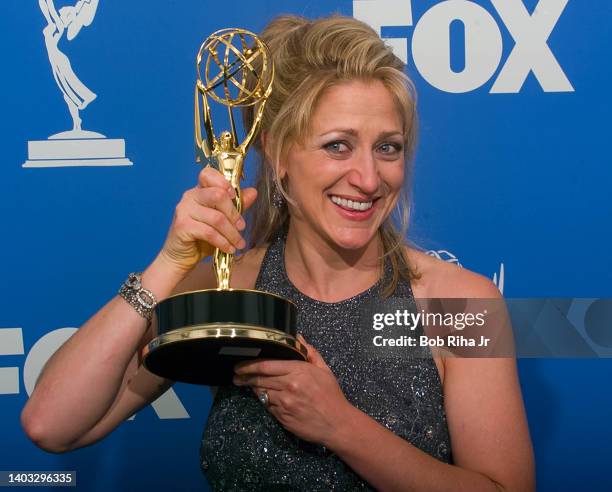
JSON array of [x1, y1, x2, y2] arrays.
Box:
[[283, 221, 383, 302]]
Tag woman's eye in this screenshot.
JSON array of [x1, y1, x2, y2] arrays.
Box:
[[325, 141, 350, 154], [378, 142, 403, 154]]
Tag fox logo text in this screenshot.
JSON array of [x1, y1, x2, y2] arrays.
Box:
[[353, 0, 573, 93], [0, 327, 188, 420]]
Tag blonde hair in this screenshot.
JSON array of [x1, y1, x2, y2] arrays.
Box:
[[243, 14, 420, 296]]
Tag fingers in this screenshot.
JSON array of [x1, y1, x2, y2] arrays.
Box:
[[251, 387, 283, 409], [198, 166, 258, 211], [186, 167, 257, 254], [235, 374, 288, 391], [190, 189, 246, 250], [178, 194, 242, 254], [194, 186, 244, 226], [198, 165, 235, 195], [184, 215, 237, 254], [234, 359, 302, 377], [162, 165, 257, 269]]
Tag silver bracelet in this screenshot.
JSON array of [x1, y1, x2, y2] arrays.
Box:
[[118, 272, 157, 323]]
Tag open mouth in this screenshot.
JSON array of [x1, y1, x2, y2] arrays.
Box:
[[328, 195, 379, 221], [329, 195, 374, 211]]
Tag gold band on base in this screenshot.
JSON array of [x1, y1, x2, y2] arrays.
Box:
[[143, 323, 307, 358]]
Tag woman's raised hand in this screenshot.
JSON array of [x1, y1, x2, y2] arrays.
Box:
[[159, 165, 257, 276]]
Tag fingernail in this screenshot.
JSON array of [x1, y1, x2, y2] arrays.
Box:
[[238, 239, 247, 249], [228, 186, 236, 198], [237, 218, 246, 230]]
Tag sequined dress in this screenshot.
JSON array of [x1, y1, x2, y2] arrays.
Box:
[[200, 232, 452, 490]]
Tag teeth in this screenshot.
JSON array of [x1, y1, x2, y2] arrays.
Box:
[[330, 195, 373, 211]]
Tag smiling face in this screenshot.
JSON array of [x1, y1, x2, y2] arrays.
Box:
[[279, 79, 406, 252]]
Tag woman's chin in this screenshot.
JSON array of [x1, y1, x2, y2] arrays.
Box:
[[329, 228, 377, 251]]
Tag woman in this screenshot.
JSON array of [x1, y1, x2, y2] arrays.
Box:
[[21, 14, 534, 491]]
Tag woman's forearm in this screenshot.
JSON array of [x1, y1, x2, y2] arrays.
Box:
[[325, 405, 504, 492], [20, 255, 185, 451]]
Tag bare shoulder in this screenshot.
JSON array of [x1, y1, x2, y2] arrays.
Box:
[[405, 246, 501, 299], [404, 246, 503, 385], [170, 244, 270, 295]]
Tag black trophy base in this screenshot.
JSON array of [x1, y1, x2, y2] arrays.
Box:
[[142, 289, 306, 386]]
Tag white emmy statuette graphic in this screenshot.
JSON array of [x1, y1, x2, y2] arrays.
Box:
[[427, 249, 505, 294], [23, 0, 132, 168], [492, 262, 505, 294]]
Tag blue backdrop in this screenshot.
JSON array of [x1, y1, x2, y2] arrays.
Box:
[[1, 1, 611, 490]]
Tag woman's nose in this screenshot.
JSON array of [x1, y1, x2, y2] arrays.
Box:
[[347, 152, 381, 195]]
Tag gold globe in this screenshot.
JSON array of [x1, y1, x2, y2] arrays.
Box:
[[196, 28, 273, 108]]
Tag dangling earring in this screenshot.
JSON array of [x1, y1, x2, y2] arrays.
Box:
[[272, 183, 285, 209]]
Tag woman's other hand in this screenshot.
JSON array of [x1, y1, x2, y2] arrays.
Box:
[[233, 334, 353, 446], [158, 165, 257, 276]]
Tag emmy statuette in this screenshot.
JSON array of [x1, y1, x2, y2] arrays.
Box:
[[142, 29, 307, 385]]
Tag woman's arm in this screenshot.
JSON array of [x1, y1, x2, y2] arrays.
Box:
[[20, 255, 191, 453], [21, 166, 254, 453], [326, 357, 533, 492], [325, 278, 534, 492]]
